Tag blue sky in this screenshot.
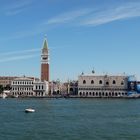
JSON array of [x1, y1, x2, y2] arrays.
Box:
[[0, 0, 140, 81]]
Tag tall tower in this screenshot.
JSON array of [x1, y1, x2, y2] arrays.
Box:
[[41, 39, 49, 82]]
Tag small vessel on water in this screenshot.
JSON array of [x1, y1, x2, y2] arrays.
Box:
[[14, 95, 18, 98], [25, 108, 35, 113], [0, 93, 7, 99]]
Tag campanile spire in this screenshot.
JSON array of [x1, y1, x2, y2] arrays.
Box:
[[41, 38, 49, 82]]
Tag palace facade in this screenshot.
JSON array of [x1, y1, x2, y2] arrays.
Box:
[[11, 76, 48, 97], [78, 74, 128, 97]]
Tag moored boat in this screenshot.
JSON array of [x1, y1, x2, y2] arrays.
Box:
[[0, 93, 7, 99], [25, 108, 35, 113]]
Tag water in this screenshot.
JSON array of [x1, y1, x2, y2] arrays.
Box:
[[0, 98, 140, 140]]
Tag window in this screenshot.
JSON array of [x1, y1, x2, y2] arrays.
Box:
[[106, 81, 109, 85], [96, 92, 98, 96], [91, 80, 94, 84], [113, 80, 116, 84], [112, 92, 114, 96], [99, 80, 102, 84], [121, 81, 124, 85], [83, 80, 86, 84]]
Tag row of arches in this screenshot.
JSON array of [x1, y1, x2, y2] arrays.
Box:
[[13, 92, 34, 96], [79, 91, 127, 97], [35, 92, 44, 96], [35, 85, 44, 90], [13, 81, 33, 85], [83, 80, 124, 85], [12, 92, 45, 96], [12, 87, 33, 91]]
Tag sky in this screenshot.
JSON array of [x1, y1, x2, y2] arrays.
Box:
[[0, 0, 140, 82]]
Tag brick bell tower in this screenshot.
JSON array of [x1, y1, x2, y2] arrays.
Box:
[[41, 38, 49, 82]]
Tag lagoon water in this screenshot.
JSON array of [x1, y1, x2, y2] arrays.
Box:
[[0, 98, 140, 140]]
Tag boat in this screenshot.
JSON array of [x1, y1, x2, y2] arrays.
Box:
[[25, 108, 35, 113], [14, 95, 18, 98], [0, 93, 7, 99], [2, 94, 7, 99]]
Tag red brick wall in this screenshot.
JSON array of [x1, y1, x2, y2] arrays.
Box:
[[41, 64, 49, 81]]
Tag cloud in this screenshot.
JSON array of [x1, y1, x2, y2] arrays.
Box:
[[0, 48, 40, 63], [0, 26, 46, 41], [81, 2, 140, 26], [5, 8, 26, 16], [4, 0, 33, 16], [1, 2, 140, 41], [46, 2, 140, 27], [46, 8, 93, 25], [0, 54, 38, 63], [3, 9, 92, 39], [0, 48, 40, 56], [0, 46, 70, 63]]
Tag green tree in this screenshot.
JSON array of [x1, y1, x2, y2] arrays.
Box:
[[0, 85, 4, 94]]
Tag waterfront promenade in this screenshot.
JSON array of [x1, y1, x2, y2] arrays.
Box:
[[2, 93, 140, 99]]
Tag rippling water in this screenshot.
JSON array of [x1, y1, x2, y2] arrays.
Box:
[[0, 98, 140, 140]]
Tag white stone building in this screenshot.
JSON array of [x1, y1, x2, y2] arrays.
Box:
[[11, 76, 49, 97], [33, 81, 49, 96], [78, 74, 128, 97]]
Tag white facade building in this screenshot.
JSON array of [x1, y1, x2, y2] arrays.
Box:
[[11, 76, 49, 97], [33, 81, 49, 96], [78, 74, 128, 97]]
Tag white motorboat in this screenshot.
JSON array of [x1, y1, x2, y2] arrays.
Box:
[[14, 95, 18, 98], [0, 93, 7, 99], [25, 108, 35, 113]]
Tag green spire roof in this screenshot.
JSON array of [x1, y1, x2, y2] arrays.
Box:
[[43, 39, 48, 49]]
